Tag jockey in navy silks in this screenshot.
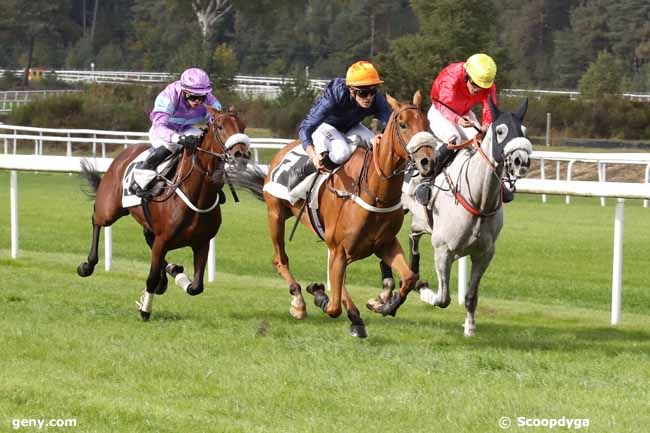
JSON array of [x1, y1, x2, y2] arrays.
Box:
[[132, 67, 222, 196], [299, 60, 392, 172]]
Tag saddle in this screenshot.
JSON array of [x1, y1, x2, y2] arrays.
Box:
[[122, 149, 181, 207]]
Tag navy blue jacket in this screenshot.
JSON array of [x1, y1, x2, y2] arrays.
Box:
[[299, 77, 392, 149]]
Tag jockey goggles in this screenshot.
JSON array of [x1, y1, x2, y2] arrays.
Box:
[[183, 91, 207, 102], [351, 86, 377, 98]]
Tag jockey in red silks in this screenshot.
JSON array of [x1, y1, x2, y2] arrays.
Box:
[[427, 53, 498, 176], [132, 67, 222, 196]]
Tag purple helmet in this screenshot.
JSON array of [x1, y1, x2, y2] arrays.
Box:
[[180, 68, 212, 95]]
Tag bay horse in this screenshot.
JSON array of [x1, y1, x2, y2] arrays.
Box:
[[371, 97, 532, 336], [227, 91, 436, 338], [77, 107, 250, 320]]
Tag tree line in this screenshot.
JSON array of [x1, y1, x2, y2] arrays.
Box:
[[1, 0, 649, 98]]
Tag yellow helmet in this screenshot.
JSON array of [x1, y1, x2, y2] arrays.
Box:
[[464, 54, 497, 89], [345, 61, 384, 87]]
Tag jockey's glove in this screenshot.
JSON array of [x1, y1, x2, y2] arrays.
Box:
[[178, 135, 202, 149]]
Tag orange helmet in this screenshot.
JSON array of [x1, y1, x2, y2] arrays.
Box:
[[345, 61, 384, 87]]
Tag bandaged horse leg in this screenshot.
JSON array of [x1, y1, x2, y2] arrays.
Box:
[[137, 239, 167, 320], [165, 243, 208, 296], [342, 286, 367, 338], [268, 198, 306, 319], [370, 238, 417, 317], [463, 248, 495, 337], [143, 229, 168, 295]]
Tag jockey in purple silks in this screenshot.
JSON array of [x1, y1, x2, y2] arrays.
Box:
[[132, 67, 222, 196]]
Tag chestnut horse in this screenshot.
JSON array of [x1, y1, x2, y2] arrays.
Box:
[[77, 107, 250, 320], [228, 91, 435, 338]]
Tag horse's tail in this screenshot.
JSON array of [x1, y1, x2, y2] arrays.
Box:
[[226, 163, 266, 201], [80, 158, 102, 198]]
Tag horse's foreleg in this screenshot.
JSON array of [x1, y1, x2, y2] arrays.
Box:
[[424, 246, 453, 308], [144, 229, 168, 295], [77, 219, 101, 277], [464, 249, 495, 337], [366, 261, 394, 312], [370, 238, 417, 317], [137, 238, 167, 321], [268, 200, 306, 319], [308, 247, 344, 319], [185, 242, 210, 296], [342, 286, 367, 338]]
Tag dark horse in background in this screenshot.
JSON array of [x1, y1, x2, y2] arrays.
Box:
[[227, 92, 436, 338], [77, 107, 250, 320]]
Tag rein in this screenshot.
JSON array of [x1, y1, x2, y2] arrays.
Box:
[[371, 105, 418, 180], [441, 128, 504, 217]]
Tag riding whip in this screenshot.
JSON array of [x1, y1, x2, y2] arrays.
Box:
[[224, 171, 240, 202], [289, 173, 319, 242], [431, 97, 482, 133]]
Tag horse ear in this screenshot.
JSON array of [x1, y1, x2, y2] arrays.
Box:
[[488, 95, 499, 121], [412, 90, 422, 108], [386, 94, 399, 111], [228, 105, 237, 113], [206, 106, 220, 117], [514, 98, 528, 121]]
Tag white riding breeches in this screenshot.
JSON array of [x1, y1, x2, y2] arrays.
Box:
[[149, 126, 203, 152], [427, 106, 480, 145], [312, 123, 375, 164]]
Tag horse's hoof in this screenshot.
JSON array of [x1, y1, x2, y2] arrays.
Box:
[[380, 293, 404, 317], [365, 297, 384, 312], [77, 262, 94, 277], [349, 324, 368, 338], [306, 283, 328, 311], [186, 285, 204, 296], [290, 297, 307, 319], [139, 310, 151, 321], [165, 264, 184, 277], [305, 282, 325, 295], [414, 280, 429, 292]]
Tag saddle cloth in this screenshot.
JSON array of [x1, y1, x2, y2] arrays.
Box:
[[121, 148, 176, 208], [263, 146, 331, 209]]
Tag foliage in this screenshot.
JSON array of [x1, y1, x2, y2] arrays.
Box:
[[267, 72, 319, 138], [578, 51, 625, 99]]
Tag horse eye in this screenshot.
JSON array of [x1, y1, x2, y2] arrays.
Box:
[[217, 124, 224, 130], [399, 122, 407, 129]]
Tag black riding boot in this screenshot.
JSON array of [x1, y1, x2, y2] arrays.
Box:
[[502, 182, 515, 203], [141, 146, 173, 170], [432, 145, 456, 178]]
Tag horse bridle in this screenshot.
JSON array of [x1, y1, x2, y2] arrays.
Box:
[[371, 104, 422, 180]]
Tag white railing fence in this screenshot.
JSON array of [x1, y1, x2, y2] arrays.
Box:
[[2, 69, 648, 101], [2, 153, 650, 326], [0, 90, 82, 113]]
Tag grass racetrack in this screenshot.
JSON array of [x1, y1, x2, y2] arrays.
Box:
[[1, 171, 649, 433]]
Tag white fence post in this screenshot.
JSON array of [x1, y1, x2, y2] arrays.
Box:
[[611, 198, 624, 325], [10, 170, 19, 258], [208, 237, 216, 282], [104, 226, 112, 271]]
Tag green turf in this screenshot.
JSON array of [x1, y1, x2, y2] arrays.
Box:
[[0, 171, 649, 433]]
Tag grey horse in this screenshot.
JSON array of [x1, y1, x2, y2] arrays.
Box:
[[368, 97, 532, 336]]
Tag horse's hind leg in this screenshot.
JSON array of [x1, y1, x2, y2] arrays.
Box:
[[267, 198, 306, 319], [464, 249, 494, 337], [77, 217, 101, 277], [343, 287, 367, 338], [143, 229, 168, 295]]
